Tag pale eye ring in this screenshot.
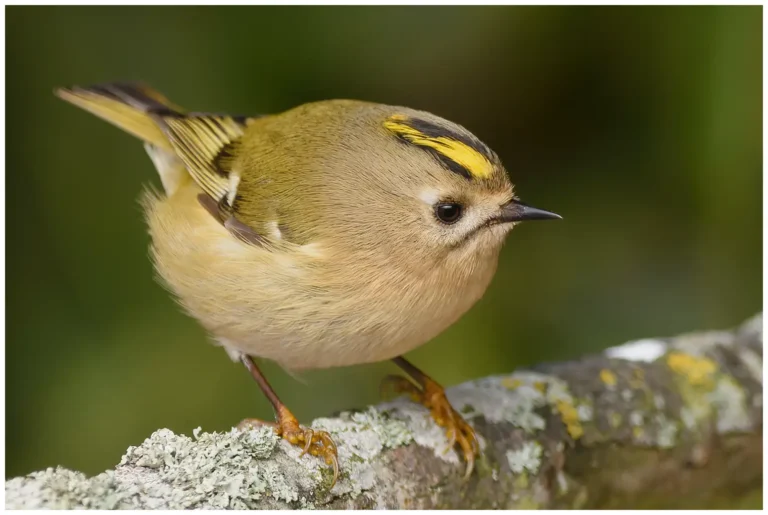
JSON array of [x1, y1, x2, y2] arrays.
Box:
[[435, 202, 463, 224]]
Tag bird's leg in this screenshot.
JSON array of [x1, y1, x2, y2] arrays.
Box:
[[382, 356, 479, 479], [237, 355, 338, 486]]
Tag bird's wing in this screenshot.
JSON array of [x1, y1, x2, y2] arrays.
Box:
[[157, 113, 247, 205], [56, 82, 252, 208]]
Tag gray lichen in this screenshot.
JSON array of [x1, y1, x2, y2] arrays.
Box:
[[7, 426, 291, 509], [506, 441, 543, 474], [653, 413, 679, 448], [709, 375, 752, 434], [377, 398, 464, 465], [311, 406, 415, 498], [5, 468, 120, 510], [6, 313, 762, 510], [455, 371, 587, 441]]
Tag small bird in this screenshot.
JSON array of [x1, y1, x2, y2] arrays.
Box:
[[56, 83, 560, 486]]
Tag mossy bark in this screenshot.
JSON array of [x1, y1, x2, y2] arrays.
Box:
[[6, 314, 762, 509]]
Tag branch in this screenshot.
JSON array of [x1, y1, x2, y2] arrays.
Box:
[[6, 314, 762, 509]]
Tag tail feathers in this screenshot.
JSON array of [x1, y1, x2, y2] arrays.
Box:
[[55, 82, 184, 148], [57, 82, 247, 204]]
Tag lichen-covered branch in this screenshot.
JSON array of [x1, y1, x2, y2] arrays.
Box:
[[6, 314, 762, 509]]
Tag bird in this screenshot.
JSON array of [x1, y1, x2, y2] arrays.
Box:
[[56, 82, 560, 487]]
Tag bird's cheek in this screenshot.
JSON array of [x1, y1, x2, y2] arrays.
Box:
[[489, 223, 514, 243]]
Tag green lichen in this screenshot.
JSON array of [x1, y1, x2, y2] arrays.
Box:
[[577, 401, 594, 423], [513, 471, 530, 489], [512, 495, 540, 509], [654, 414, 678, 448], [506, 441, 543, 475], [374, 397, 463, 467], [348, 453, 365, 464], [8, 315, 759, 509], [7, 413, 415, 510], [497, 372, 592, 440], [5, 468, 121, 510], [709, 375, 752, 433], [737, 346, 763, 385], [629, 367, 646, 389], [665, 346, 755, 437], [679, 406, 696, 429], [629, 411, 644, 427], [6, 426, 305, 509], [312, 406, 414, 499], [572, 486, 590, 509], [473, 374, 547, 432], [624, 407, 679, 449], [672, 330, 736, 357]]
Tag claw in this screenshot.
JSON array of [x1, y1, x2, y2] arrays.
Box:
[[300, 428, 314, 457], [237, 356, 339, 487], [381, 371, 480, 481], [471, 431, 481, 455], [237, 413, 339, 488], [443, 429, 456, 454], [380, 375, 421, 400], [325, 444, 340, 486], [463, 450, 476, 480]]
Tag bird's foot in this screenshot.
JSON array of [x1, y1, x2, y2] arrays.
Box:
[[238, 405, 339, 486], [381, 374, 479, 479]]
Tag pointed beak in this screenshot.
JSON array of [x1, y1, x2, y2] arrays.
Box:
[[497, 199, 562, 223]]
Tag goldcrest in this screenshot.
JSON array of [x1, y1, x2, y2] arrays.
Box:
[[56, 82, 560, 485]]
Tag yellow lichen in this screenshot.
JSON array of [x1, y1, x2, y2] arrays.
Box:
[[502, 377, 522, 390], [629, 367, 645, 389], [666, 352, 717, 388], [600, 369, 618, 388], [555, 400, 584, 439]]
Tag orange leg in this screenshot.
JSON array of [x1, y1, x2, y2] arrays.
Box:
[[382, 356, 480, 479], [237, 355, 338, 486]]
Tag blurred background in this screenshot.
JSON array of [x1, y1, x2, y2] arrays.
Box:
[[6, 6, 761, 479]]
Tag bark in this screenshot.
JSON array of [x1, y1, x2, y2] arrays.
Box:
[[6, 314, 763, 509]]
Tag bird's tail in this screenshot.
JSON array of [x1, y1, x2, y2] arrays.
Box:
[[55, 82, 184, 150]]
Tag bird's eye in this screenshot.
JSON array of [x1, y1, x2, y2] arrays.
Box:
[[435, 202, 463, 224]]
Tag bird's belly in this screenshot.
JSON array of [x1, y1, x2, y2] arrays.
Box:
[[217, 322, 437, 371], [206, 272, 495, 371], [146, 184, 498, 371], [168, 257, 493, 370], [211, 268, 495, 370]]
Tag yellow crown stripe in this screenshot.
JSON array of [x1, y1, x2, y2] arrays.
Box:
[[383, 118, 493, 180]]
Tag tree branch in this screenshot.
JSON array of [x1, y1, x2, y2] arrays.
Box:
[[6, 314, 762, 509]]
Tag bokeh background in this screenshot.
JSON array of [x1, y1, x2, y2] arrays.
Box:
[[6, 6, 761, 479]]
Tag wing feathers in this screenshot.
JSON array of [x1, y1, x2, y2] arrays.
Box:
[[57, 82, 268, 246], [160, 114, 245, 202], [57, 82, 247, 206]]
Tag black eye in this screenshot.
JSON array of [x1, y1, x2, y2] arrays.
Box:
[[435, 202, 463, 224]]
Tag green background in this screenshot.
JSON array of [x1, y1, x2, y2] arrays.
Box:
[[6, 6, 761, 479]]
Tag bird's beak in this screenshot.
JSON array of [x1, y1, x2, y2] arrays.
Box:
[[497, 199, 562, 223]]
